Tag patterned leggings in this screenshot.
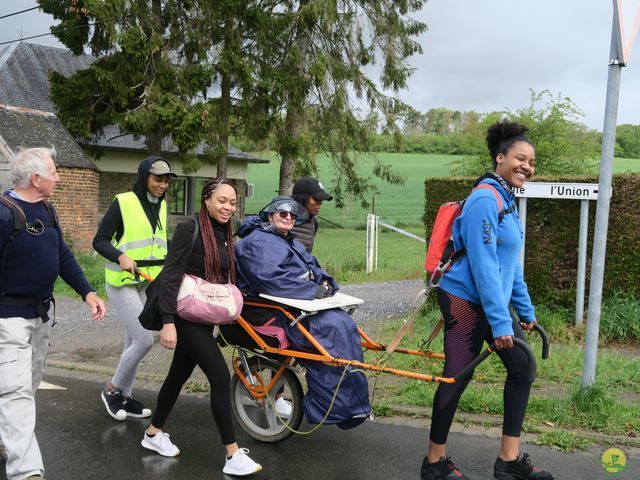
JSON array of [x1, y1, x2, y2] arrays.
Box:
[[429, 289, 534, 445]]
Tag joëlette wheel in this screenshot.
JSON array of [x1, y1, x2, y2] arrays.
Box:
[[231, 356, 304, 443]]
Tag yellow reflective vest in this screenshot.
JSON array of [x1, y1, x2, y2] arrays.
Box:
[[104, 191, 168, 286]]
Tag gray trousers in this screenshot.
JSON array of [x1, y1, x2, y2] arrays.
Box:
[[0, 315, 51, 480], [106, 283, 153, 397]]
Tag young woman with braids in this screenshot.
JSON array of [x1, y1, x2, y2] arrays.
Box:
[[141, 179, 262, 477], [420, 121, 553, 480]]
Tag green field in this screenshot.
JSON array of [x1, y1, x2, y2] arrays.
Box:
[[245, 153, 460, 229], [609, 156, 640, 172], [313, 226, 427, 283], [245, 153, 640, 229]]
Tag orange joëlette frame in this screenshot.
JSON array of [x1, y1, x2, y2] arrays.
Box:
[[231, 299, 456, 395]]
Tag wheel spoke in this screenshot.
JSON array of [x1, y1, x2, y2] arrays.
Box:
[[265, 395, 279, 429]]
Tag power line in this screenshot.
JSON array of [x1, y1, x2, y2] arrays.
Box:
[[0, 0, 65, 21], [0, 5, 161, 47]]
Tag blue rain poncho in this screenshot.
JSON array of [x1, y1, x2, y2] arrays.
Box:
[[235, 221, 370, 428]]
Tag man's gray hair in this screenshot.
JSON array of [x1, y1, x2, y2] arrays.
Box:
[[10, 147, 57, 189]]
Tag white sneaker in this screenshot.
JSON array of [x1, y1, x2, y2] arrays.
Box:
[[223, 448, 262, 476], [141, 431, 180, 457], [275, 397, 292, 417]]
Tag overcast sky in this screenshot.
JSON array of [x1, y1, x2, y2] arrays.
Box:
[[1, 1, 639, 130]]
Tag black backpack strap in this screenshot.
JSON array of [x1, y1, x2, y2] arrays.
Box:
[[0, 193, 27, 230], [437, 186, 516, 277], [189, 217, 199, 252], [0, 195, 59, 296], [498, 204, 517, 223], [0, 194, 27, 296]]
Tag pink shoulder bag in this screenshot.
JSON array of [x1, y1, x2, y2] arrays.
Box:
[[176, 273, 243, 325]]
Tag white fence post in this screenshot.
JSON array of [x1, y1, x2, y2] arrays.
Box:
[[375, 215, 379, 271], [366, 213, 376, 273]]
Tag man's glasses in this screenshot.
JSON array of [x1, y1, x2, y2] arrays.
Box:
[[277, 211, 297, 219]]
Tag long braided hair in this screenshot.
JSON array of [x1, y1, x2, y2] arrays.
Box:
[[198, 178, 236, 284]]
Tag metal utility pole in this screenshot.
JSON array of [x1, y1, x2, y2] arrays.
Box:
[[582, 0, 639, 388]]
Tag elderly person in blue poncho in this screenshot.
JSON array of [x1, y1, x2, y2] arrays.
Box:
[[235, 196, 370, 429]]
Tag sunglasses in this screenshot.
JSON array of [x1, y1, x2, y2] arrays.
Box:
[[277, 211, 297, 219]]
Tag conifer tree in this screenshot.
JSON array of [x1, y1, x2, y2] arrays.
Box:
[[248, 0, 427, 204], [39, 0, 257, 175]]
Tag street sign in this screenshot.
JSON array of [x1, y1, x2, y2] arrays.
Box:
[[513, 182, 599, 200], [614, 0, 640, 64]]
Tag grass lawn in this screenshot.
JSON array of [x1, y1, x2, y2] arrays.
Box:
[[313, 226, 426, 283], [245, 152, 461, 228], [609, 156, 640, 172], [366, 306, 640, 449]]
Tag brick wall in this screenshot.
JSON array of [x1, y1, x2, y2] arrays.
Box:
[[98, 172, 136, 213], [51, 167, 100, 252]]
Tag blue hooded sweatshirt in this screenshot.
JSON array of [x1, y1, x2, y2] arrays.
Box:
[[438, 177, 535, 338]]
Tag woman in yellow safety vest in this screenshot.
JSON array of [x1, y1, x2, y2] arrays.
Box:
[[93, 156, 176, 421]]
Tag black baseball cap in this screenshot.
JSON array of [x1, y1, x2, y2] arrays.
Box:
[[292, 177, 333, 201]]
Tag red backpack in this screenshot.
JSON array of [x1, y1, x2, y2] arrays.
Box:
[[425, 184, 510, 283]]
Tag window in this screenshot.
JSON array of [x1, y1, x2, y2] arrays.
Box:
[[166, 176, 230, 215], [193, 177, 212, 213], [167, 177, 187, 215]]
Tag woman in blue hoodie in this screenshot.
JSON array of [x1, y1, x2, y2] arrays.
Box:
[[421, 122, 553, 480]]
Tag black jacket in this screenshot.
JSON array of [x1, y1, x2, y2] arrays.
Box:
[[290, 216, 319, 253]]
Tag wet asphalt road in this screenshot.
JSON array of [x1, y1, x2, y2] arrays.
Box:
[[2, 374, 639, 480]]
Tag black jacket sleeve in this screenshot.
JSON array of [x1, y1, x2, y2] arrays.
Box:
[[92, 199, 125, 264], [158, 219, 197, 324]]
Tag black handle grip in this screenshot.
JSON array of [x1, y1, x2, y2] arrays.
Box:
[[510, 310, 550, 360], [135, 259, 165, 267], [532, 323, 550, 360]]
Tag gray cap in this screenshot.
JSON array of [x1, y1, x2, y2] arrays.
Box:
[[259, 196, 309, 225], [148, 160, 177, 178]]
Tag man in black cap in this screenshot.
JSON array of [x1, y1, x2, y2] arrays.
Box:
[[291, 177, 333, 253]]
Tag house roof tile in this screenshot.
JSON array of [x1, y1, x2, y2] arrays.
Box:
[[0, 104, 97, 169]]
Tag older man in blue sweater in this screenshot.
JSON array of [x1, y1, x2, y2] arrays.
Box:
[[0, 147, 106, 480]]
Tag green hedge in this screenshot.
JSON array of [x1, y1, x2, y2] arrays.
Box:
[[423, 174, 640, 306]]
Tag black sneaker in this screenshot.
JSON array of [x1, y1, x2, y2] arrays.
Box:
[[494, 453, 554, 480], [101, 389, 126, 421], [421, 456, 471, 480], [123, 397, 152, 418]]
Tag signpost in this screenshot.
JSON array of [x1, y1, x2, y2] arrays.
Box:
[[515, 183, 599, 328], [513, 182, 599, 200], [582, 0, 640, 389]]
